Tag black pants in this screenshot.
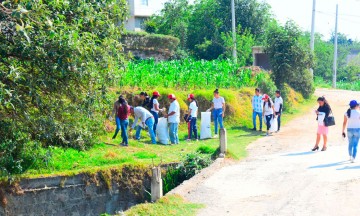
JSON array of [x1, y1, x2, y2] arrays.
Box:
[[265, 114, 273, 131], [276, 112, 281, 131]]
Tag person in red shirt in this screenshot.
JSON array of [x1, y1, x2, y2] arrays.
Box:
[[117, 97, 131, 146]]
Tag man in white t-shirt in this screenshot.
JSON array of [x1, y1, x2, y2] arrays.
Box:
[[274, 90, 283, 132], [166, 94, 180, 144]]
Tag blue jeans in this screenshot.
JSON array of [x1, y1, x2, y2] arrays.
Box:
[[213, 109, 224, 135], [112, 117, 121, 139], [169, 123, 179, 144], [252, 111, 263, 130], [150, 111, 159, 134], [135, 118, 156, 144], [188, 117, 198, 139], [265, 114, 273, 131], [348, 128, 360, 158], [120, 119, 129, 145]]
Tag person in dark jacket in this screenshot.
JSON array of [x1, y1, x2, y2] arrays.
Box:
[[139, 92, 151, 110], [312, 96, 331, 151]]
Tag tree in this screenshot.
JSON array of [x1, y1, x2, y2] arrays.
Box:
[[0, 0, 128, 175], [266, 21, 314, 98]]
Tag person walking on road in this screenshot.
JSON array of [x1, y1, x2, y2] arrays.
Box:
[[111, 95, 122, 139], [252, 88, 263, 131], [342, 100, 360, 163], [117, 97, 131, 146], [129, 106, 156, 144], [186, 94, 199, 141], [166, 94, 180, 144], [207, 89, 226, 138], [149, 91, 163, 134], [262, 94, 275, 136], [274, 90, 283, 132], [312, 96, 331, 151]]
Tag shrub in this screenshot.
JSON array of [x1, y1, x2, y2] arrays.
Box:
[[255, 72, 277, 98]]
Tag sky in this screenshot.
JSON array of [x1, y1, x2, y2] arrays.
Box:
[[263, 0, 360, 41]]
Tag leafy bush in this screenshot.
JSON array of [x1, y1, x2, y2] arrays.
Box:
[[255, 72, 277, 98]]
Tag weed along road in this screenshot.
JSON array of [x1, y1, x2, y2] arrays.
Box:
[[171, 89, 360, 216]]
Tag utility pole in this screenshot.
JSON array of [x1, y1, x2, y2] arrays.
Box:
[[310, 0, 316, 77], [332, 4, 338, 88], [231, 0, 237, 63]]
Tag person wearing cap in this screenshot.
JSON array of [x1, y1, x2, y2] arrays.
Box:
[[262, 94, 275, 136], [187, 94, 199, 141], [129, 106, 156, 144], [342, 100, 360, 163], [274, 90, 283, 132], [150, 91, 164, 134], [207, 89, 226, 138], [252, 88, 263, 131], [166, 94, 180, 144]]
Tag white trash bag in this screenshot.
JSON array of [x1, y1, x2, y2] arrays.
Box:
[[157, 117, 169, 145], [269, 116, 278, 133], [200, 112, 212, 140]]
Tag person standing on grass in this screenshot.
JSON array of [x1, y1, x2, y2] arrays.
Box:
[[262, 94, 275, 136], [129, 106, 156, 144], [117, 97, 131, 147], [342, 100, 360, 163], [139, 92, 151, 110], [252, 88, 263, 131], [186, 94, 199, 141], [274, 90, 284, 132], [312, 96, 331, 151], [207, 89, 226, 138], [111, 95, 122, 139], [150, 91, 164, 134], [166, 94, 180, 144]]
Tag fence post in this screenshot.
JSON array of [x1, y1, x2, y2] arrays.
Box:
[[151, 166, 163, 202], [220, 128, 227, 158]]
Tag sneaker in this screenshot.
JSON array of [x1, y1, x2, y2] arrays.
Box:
[[351, 157, 355, 163], [264, 133, 269, 137], [259, 129, 263, 132], [252, 128, 257, 131], [213, 135, 219, 138], [196, 139, 199, 142], [186, 139, 191, 142]]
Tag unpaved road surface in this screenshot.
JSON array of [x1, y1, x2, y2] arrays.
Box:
[[171, 89, 360, 216]]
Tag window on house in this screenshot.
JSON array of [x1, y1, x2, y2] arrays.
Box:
[[140, 0, 148, 6], [135, 17, 146, 29]]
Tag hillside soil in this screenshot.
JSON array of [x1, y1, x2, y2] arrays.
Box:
[[170, 89, 360, 216]]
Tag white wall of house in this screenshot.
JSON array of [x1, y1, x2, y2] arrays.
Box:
[[125, 0, 168, 31]]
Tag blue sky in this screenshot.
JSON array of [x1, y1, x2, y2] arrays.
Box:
[[263, 0, 360, 40]]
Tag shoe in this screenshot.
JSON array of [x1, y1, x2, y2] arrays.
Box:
[[321, 147, 327, 151], [196, 139, 199, 142], [213, 135, 219, 138], [259, 129, 262, 132], [264, 133, 269, 136], [252, 128, 257, 131], [312, 146, 319, 151], [121, 143, 128, 147], [186, 139, 191, 142], [276, 130, 280, 133], [351, 157, 355, 163]]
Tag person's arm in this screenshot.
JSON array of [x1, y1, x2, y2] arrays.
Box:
[[342, 115, 348, 134], [279, 104, 283, 115], [130, 112, 139, 130], [222, 101, 226, 117], [262, 103, 265, 117], [154, 103, 162, 112], [207, 103, 214, 112], [140, 110, 146, 127], [272, 104, 276, 117]]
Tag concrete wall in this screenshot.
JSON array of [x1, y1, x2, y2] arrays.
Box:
[[0, 172, 151, 216]]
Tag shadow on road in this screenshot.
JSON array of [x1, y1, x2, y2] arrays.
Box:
[[282, 151, 315, 156], [336, 165, 360, 170], [308, 161, 348, 169]]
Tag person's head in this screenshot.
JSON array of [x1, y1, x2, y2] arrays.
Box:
[[349, 100, 359, 109], [139, 92, 147, 100], [152, 91, 160, 99], [119, 96, 126, 104], [275, 90, 281, 97], [262, 94, 269, 102], [118, 95, 124, 102], [317, 96, 326, 107], [214, 89, 220, 98], [130, 106, 135, 115], [168, 94, 176, 102], [255, 88, 261, 96], [187, 94, 195, 102]]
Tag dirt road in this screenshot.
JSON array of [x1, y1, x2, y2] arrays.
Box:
[[171, 89, 360, 216]]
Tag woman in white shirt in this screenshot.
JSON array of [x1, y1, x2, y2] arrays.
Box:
[[187, 94, 199, 141], [207, 89, 226, 138], [262, 94, 275, 136], [342, 100, 360, 163], [150, 91, 163, 134]]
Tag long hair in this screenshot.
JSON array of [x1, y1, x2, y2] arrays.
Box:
[[119, 96, 128, 115], [191, 97, 198, 107], [347, 105, 358, 118], [264, 98, 272, 108], [317, 96, 331, 110]]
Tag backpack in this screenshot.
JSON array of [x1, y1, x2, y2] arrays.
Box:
[[147, 97, 154, 110]]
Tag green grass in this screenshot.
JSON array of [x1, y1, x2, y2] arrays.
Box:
[[124, 195, 204, 216]]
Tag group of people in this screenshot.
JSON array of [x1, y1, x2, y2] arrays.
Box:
[[111, 89, 226, 146], [251, 88, 284, 136]]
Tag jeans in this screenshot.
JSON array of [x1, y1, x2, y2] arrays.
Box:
[[213, 108, 224, 135], [348, 128, 360, 158], [112, 117, 121, 139], [120, 119, 129, 144], [135, 118, 156, 144], [169, 123, 179, 144], [188, 117, 198, 139], [265, 114, 273, 131], [252, 111, 263, 130], [150, 111, 159, 134], [276, 112, 281, 131]]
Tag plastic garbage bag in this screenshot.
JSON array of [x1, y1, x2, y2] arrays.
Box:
[[200, 112, 212, 139], [270, 116, 278, 133], [157, 117, 169, 144]]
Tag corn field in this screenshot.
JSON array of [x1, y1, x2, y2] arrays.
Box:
[[121, 59, 260, 89]]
